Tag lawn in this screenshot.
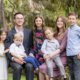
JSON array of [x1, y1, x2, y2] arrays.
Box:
[[9, 74, 37, 80]]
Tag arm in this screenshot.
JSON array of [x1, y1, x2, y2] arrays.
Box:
[[3, 49, 9, 54], [5, 32, 13, 60], [41, 39, 49, 55], [50, 31, 67, 58]]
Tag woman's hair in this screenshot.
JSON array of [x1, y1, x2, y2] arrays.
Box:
[[14, 33, 23, 40], [0, 28, 7, 41], [43, 27, 53, 34], [33, 15, 46, 44], [54, 16, 67, 37]]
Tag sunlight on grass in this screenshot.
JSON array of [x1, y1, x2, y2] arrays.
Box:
[[9, 74, 37, 80]]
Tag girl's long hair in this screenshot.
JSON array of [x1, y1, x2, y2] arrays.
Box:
[[33, 15, 46, 45], [54, 16, 67, 37]]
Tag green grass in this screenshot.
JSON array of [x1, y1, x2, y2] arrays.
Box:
[[9, 74, 37, 80]]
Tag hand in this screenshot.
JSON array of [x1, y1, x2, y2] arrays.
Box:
[[6, 48, 9, 52], [43, 54, 47, 59], [29, 54, 34, 57], [18, 56, 23, 62], [77, 53, 80, 59], [13, 58, 24, 65], [46, 55, 51, 61], [24, 53, 27, 58]]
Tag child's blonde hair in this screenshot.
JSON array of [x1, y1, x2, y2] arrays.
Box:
[[44, 27, 53, 34], [14, 33, 23, 40]]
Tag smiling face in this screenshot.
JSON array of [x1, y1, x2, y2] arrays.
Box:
[[13, 14, 24, 27], [67, 15, 78, 27], [0, 32, 7, 41], [57, 18, 64, 29], [45, 29, 53, 41], [35, 17, 42, 29]]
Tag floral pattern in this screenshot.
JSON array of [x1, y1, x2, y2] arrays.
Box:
[[34, 29, 45, 65]]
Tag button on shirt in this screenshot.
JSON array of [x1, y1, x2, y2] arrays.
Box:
[[41, 38, 60, 57], [66, 24, 80, 56], [9, 43, 25, 57]]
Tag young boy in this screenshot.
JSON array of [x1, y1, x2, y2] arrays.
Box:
[[9, 33, 40, 71], [41, 27, 67, 80], [67, 12, 80, 80]]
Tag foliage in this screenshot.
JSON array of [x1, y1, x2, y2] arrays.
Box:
[[3, 0, 80, 30]]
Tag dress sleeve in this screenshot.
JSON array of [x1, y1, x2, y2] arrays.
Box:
[[59, 31, 68, 54], [0, 45, 4, 56]]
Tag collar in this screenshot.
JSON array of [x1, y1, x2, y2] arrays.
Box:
[[15, 27, 24, 33], [47, 38, 56, 43], [68, 24, 78, 30], [14, 43, 22, 47]]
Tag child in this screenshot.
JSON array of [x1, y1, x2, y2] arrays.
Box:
[[67, 12, 80, 80], [9, 33, 40, 71], [41, 27, 67, 80], [33, 15, 46, 65], [0, 28, 9, 80]]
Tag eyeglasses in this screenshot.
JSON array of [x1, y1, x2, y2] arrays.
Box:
[[15, 18, 24, 20]]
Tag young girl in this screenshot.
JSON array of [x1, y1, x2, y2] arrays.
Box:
[[0, 28, 9, 80], [33, 15, 46, 65]]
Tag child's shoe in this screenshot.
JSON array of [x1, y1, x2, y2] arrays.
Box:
[[36, 68, 39, 72]]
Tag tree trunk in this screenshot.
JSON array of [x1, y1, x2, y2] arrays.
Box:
[[0, 0, 7, 30]]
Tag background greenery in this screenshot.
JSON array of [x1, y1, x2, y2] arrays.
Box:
[[3, 0, 80, 30]]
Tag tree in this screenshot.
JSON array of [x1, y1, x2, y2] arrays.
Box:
[[0, 0, 6, 30]]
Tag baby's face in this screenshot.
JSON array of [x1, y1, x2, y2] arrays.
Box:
[[13, 38, 22, 46]]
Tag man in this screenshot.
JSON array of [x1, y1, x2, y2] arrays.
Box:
[[5, 12, 34, 80]]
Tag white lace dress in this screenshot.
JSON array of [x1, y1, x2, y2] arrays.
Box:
[[0, 44, 8, 80]]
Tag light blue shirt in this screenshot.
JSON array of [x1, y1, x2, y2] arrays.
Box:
[[66, 24, 80, 56], [41, 38, 60, 57]]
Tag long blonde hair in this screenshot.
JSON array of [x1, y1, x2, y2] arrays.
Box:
[[33, 15, 46, 44], [54, 16, 67, 37]]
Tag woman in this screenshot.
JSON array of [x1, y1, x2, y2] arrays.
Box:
[[39, 15, 68, 80]]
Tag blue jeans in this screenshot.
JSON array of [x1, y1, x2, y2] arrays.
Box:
[[23, 56, 40, 69]]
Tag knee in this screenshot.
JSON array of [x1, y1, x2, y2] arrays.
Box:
[[25, 63, 34, 71], [57, 63, 64, 68], [14, 65, 22, 71], [47, 65, 53, 70]]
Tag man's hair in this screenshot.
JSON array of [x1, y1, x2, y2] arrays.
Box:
[[44, 27, 53, 33], [14, 33, 23, 40], [68, 12, 78, 19], [13, 12, 23, 19]]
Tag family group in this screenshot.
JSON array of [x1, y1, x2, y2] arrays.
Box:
[[0, 12, 79, 80]]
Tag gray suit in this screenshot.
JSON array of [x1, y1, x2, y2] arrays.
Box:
[[5, 27, 34, 80]]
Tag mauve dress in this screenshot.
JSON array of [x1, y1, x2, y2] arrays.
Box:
[[39, 30, 68, 79]]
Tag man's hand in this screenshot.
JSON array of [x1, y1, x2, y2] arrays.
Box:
[[18, 56, 23, 62], [13, 58, 25, 65], [77, 53, 80, 59]]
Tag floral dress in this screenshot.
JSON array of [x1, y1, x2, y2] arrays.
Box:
[[33, 29, 45, 65]]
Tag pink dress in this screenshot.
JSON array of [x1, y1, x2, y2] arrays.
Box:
[[39, 30, 68, 79]]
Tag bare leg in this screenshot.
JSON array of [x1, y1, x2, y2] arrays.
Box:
[[45, 74, 49, 80], [39, 72, 46, 80]]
